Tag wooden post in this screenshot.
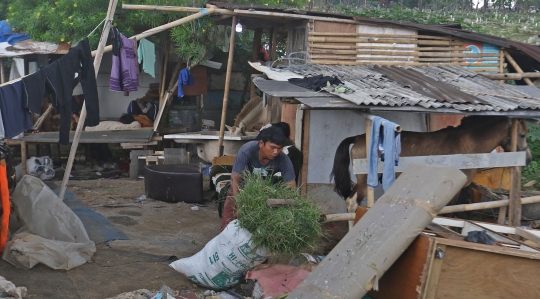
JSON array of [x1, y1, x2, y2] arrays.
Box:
[[365, 118, 375, 207], [21, 141, 27, 176], [159, 33, 171, 104], [499, 47, 505, 83], [509, 119, 522, 226], [504, 51, 534, 86], [0, 58, 5, 84], [250, 29, 262, 101], [300, 110, 310, 197], [58, 0, 118, 200], [217, 16, 238, 157], [269, 27, 278, 61]]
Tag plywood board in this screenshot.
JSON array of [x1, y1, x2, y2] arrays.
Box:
[[281, 103, 298, 143], [368, 234, 433, 299], [353, 152, 526, 174], [472, 167, 512, 190], [432, 242, 540, 299], [181, 65, 207, 96], [19, 129, 154, 144]]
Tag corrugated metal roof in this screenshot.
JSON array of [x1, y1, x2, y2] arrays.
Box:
[[260, 64, 540, 112], [0, 39, 68, 58]]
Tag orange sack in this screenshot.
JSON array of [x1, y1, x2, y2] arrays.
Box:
[[0, 160, 10, 253]]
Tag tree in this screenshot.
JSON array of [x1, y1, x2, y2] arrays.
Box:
[[5, 0, 308, 65]]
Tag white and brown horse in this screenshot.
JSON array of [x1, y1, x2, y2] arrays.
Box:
[[331, 116, 532, 205]]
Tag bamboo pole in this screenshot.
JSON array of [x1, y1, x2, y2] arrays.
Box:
[[122, 4, 236, 15], [311, 44, 464, 51], [309, 60, 500, 67], [250, 29, 262, 101], [91, 8, 219, 57], [482, 72, 540, 80], [59, 0, 118, 200], [310, 49, 499, 58], [509, 119, 522, 226], [159, 33, 171, 105], [504, 50, 534, 86], [308, 32, 455, 40], [308, 36, 463, 46], [365, 117, 374, 208], [325, 195, 540, 222], [217, 16, 237, 157], [269, 27, 278, 61]]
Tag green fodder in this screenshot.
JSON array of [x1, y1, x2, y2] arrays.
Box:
[[236, 173, 323, 257]]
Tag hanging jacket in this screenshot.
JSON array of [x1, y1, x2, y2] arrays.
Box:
[[0, 81, 32, 139]]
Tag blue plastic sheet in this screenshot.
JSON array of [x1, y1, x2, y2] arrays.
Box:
[[0, 20, 30, 45]]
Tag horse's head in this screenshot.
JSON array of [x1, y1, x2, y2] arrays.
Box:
[[502, 119, 532, 166]]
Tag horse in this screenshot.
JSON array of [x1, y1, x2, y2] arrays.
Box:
[[330, 116, 532, 207]]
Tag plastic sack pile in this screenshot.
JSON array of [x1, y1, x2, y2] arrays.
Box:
[[2, 175, 96, 270]]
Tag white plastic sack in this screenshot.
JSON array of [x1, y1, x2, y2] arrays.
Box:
[[2, 175, 96, 270], [0, 275, 27, 299], [170, 220, 269, 290], [14, 156, 55, 182]]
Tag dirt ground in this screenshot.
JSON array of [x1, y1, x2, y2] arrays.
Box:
[[1, 178, 223, 298]]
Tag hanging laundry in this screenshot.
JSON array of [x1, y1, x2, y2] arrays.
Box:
[[9, 57, 25, 81], [0, 81, 32, 139], [110, 27, 122, 57], [130, 37, 140, 78], [21, 38, 100, 144], [288, 75, 343, 91], [367, 116, 401, 191], [137, 38, 156, 78], [177, 68, 194, 98], [110, 33, 138, 94], [0, 20, 30, 45]]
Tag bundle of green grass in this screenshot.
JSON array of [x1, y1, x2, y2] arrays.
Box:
[[236, 173, 323, 256]]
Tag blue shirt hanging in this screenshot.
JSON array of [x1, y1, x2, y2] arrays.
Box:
[[178, 68, 194, 98]]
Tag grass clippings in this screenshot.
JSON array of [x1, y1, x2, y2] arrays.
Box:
[[235, 173, 323, 256]]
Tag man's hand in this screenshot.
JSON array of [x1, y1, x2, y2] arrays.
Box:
[[230, 173, 243, 197]]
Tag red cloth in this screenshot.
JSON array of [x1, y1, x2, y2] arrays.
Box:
[[246, 264, 311, 298], [220, 196, 237, 231], [0, 161, 10, 253]]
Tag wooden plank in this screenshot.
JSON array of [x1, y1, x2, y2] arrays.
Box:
[[18, 129, 154, 144], [289, 165, 467, 299], [311, 44, 464, 51], [300, 110, 310, 197], [365, 117, 374, 208], [516, 227, 540, 246], [432, 241, 540, 298], [309, 60, 499, 66], [509, 119, 522, 227], [21, 141, 27, 176], [309, 36, 463, 46], [353, 152, 526, 174], [423, 243, 446, 299], [368, 234, 434, 299], [309, 32, 455, 40]]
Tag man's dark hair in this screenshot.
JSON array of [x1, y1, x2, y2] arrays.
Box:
[[272, 122, 291, 138], [257, 125, 287, 146]]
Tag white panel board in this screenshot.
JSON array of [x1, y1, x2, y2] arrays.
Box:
[[356, 25, 416, 62], [352, 152, 526, 174]]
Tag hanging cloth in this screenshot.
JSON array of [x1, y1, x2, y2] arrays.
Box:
[[137, 38, 156, 78], [0, 81, 32, 139], [0, 160, 9, 253], [367, 116, 401, 191], [110, 33, 138, 94], [23, 38, 100, 144], [9, 57, 25, 81], [177, 68, 194, 98]]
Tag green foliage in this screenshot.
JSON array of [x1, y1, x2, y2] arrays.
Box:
[[236, 172, 323, 256], [522, 122, 540, 187]]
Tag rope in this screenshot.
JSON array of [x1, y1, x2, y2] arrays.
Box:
[[87, 18, 107, 38]]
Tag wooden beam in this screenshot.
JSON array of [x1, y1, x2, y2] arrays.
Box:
[[217, 16, 237, 157], [250, 28, 262, 101], [121, 4, 236, 15], [308, 36, 463, 46], [91, 8, 219, 57], [300, 110, 310, 197], [21, 141, 27, 176], [59, 0, 118, 200], [353, 152, 527, 174], [499, 47, 505, 83], [159, 33, 171, 105], [509, 119, 522, 226], [365, 117, 374, 208], [481, 72, 540, 80], [504, 50, 534, 86]]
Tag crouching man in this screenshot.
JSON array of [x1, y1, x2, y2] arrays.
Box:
[[220, 125, 296, 230]]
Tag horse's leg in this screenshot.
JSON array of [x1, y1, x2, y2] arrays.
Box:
[[448, 169, 477, 206], [355, 174, 368, 205]]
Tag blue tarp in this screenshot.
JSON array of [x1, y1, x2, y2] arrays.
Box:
[[0, 20, 30, 45]]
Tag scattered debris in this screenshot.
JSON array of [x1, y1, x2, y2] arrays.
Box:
[[190, 206, 199, 211], [0, 276, 27, 299]]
